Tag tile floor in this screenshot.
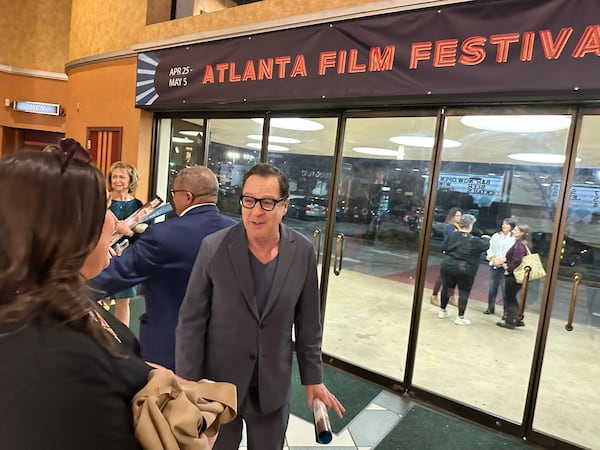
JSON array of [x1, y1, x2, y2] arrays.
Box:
[[239, 390, 412, 450]]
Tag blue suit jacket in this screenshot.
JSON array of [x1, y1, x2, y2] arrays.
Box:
[[89, 205, 236, 369]]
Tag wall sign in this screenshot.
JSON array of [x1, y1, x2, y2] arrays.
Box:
[[13, 101, 61, 116], [136, 0, 600, 108]]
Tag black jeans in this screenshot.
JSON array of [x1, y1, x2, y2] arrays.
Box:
[[440, 268, 475, 316], [503, 274, 522, 323]]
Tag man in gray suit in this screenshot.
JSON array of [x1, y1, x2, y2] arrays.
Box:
[[176, 163, 344, 449]]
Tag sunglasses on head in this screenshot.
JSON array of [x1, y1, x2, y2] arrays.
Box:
[[44, 138, 92, 173]]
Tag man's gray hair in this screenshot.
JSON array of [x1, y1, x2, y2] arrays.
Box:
[[458, 213, 476, 229]]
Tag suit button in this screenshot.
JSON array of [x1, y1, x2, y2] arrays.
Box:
[[249, 354, 256, 360]]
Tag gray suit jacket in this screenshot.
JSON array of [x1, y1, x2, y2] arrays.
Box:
[[176, 222, 323, 413]]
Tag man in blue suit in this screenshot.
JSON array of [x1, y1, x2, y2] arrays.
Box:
[[176, 163, 344, 450], [89, 166, 236, 370]]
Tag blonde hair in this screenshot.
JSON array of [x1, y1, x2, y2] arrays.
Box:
[[108, 161, 139, 193]]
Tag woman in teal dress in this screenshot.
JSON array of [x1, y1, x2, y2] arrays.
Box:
[[108, 161, 143, 326]]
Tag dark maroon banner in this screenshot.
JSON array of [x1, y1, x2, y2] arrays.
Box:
[[135, 0, 600, 108]]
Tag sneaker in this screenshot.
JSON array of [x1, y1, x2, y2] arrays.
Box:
[[483, 309, 494, 315], [454, 316, 471, 325], [438, 309, 449, 319], [497, 321, 516, 329]]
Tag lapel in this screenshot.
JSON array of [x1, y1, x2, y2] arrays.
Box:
[[261, 224, 296, 318], [227, 225, 259, 320]]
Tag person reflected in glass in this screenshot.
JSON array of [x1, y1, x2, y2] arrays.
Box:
[[108, 161, 144, 326], [438, 214, 490, 325], [484, 218, 516, 316], [497, 224, 531, 329], [430, 207, 462, 307]]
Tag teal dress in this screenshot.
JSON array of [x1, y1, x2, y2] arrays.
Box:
[[109, 198, 143, 299]]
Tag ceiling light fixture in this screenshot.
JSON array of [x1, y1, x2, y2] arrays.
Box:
[[179, 130, 203, 137], [389, 135, 461, 148], [252, 118, 324, 131], [461, 115, 571, 133], [246, 142, 289, 152], [247, 134, 301, 144], [172, 136, 194, 143], [352, 147, 399, 156], [508, 153, 581, 164]]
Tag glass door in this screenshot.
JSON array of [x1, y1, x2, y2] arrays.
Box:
[[263, 116, 339, 272], [413, 110, 574, 424], [322, 114, 439, 381], [532, 112, 600, 450]]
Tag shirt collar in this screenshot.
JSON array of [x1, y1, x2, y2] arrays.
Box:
[[180, 202, 216, 216]]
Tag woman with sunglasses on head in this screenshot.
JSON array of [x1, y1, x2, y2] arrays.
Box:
[[0, 141, 149, 449], [107, 161, 144, 327]]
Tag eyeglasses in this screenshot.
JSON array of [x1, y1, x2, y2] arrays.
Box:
[[170, 189, 215, 199], [239, 195, 285, 211], [44, 138, 92, 173]]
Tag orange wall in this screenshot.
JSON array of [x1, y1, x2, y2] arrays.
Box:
[[69, 0, 373, 60], [66, 57, 151, 201], [0, 0, 71, 73], [0, 72, 67, 132]]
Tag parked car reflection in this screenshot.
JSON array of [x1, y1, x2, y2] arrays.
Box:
[[287, 196, 327, 220], [531, 231, 594, 267]]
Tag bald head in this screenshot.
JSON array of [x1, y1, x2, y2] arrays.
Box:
[[172, 166, 219, 214]]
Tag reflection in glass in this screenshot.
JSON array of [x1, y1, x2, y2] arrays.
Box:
[[414, 112, 571, 424], [323, 116, 437, 381], [533, 114, 600, 450], [206, 118, 261, 217]]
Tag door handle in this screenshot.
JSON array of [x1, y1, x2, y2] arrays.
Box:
[[333, 233, 345, 276], [312, 229, 322, 264], [565, 273, 582, 332], [518, 266, 532, 320]]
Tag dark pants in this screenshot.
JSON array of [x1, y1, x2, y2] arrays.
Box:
[[487, 267, 505, 312], [215, 387, 290, 450], [503, 274, 522, 323], [440, 268, 475, 316]]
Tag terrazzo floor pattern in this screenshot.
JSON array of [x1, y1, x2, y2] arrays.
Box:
[[238, 390, 412, 450]]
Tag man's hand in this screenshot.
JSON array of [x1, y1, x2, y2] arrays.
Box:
[[305, 383, 345, 419]]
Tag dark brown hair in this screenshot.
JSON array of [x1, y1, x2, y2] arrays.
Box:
[[242, 163, 290, 198], [0, 151, 111, 349]]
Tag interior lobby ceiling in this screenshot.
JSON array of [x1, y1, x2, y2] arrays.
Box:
[[175, 115, 596, 167]]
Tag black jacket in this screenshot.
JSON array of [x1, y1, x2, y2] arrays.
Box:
[[441, 231, 489, 277]]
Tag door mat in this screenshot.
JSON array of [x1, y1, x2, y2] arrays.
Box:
[[290, 357, 381, 433], [376, 405, 530, 449]]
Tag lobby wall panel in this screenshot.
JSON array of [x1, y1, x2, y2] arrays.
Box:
[[69, 0, 372, 60], [0, 0, 71, 73], [65, 57, 150, 201], [0, 72, 67, 132]]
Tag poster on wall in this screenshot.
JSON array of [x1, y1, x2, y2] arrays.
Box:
[[136, 0, 600, 108], [435, 173, 504, 207]]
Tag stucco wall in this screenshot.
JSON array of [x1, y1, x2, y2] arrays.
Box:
[[0, 0, 71, 73], [69, 0, 374, 61]]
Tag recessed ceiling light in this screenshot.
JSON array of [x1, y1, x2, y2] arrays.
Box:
[[252, 118, 324, 131], [172, 136, 194, 143], [246, 142, 289, 152], [352, 147, 399, 156], [508, 153, 581, 164], [461, 115, 571, 133], [179, 130, 203, 137], [247, 134, 301, 144], [389, 135, 461, 148]]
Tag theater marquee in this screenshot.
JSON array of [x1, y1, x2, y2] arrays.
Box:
[[135, 0, 600, 108]]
